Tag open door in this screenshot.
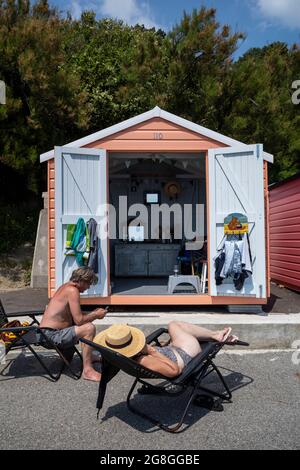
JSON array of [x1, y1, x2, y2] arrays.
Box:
[[54, 146, 108, 296], [208, 144, 266, 298]]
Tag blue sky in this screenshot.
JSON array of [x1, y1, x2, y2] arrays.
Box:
[[50, 0, 300, 58]]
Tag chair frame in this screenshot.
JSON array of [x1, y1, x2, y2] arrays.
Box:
[[0, 299, 82, 382], [81, 328, 248, 433]]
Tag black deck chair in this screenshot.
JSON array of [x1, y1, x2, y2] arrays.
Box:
[[80, 328, 249, 433], [0, 299, 83, 382]]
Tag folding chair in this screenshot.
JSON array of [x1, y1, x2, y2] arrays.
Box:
[[81, 328, 249, 433], [0, 299, 83, 381]]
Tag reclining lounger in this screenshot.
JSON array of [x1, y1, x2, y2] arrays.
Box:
[[81, 328, 249, 433]]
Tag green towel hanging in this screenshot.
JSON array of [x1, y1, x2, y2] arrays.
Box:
[[70, 218, 86, 266]]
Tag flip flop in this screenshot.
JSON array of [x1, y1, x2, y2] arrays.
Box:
[[193, 395, 224, 412], [138, 383, 182, 395], [92, 356, 102, 364], [221, 327, 232, 343], [226, 334, 239, 343]]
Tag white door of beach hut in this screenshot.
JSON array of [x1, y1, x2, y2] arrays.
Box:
[[54, 146, 108, 296], [208, 144, 266, 298]]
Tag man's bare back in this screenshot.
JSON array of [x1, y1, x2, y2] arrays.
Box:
[[40, 280, 107, 329], [40, 282, 79, 330]]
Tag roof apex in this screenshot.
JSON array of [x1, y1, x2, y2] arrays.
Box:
[[40, 106, 273, 163]]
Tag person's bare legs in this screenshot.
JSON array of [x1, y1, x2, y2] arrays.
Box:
[[168, 321, 235, 358], [74, 323, 101, 381]]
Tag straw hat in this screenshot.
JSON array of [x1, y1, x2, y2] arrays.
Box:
[[93, 324, 146, 357], [164, 181, 181, 198]]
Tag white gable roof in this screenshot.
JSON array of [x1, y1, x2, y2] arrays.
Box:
[[40, 106, 273, 163]]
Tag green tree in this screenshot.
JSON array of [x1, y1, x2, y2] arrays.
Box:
[[165, 7, 245, 128], [64, 15, 168, 129], [0, 0, 88, 196], [223, 42, 300, 182]]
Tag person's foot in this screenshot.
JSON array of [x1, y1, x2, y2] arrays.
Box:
[[213, 327, 235, 343], [82, 368, 102, 382]]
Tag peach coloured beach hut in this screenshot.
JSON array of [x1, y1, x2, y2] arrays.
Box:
[[40, 107, 273, 308]]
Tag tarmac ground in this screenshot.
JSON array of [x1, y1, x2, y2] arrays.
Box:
[[0, 349, 299, 450]]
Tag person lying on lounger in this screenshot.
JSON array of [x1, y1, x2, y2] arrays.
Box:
[[94, 321, 238, 378]]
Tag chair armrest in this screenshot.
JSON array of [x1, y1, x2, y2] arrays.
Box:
[[6, 310, 43, 317], [5, 311, 43, 325], [146, 328, 168, 346]]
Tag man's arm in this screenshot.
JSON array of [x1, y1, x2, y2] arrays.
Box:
[[68, 287, 107, 326]]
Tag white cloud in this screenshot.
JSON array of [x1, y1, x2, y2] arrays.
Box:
[[71, 0, 83, 19], [99, 0, 160, 28], [256, 0, 300, 29], [68, 0, 161, 29]]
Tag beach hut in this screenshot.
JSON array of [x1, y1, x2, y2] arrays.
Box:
[[40, 107, 273, 307], [269, 173, 300, 292]]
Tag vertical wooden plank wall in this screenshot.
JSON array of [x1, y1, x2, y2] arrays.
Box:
[[264, 162, 271, 298], [205, 152, 211, 295], [269, 176, 300, 292], [48, 160, 55, 297]]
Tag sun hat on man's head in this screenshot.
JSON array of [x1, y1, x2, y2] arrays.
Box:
[[93, 324, 146, 358]]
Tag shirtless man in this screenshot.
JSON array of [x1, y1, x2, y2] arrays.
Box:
[[40, 266, 107, 382]]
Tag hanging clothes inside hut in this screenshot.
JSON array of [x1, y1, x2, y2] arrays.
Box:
[[64, 218, 89, 267], [214, 234, 252, 290], [87, 218, 99, 274]]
